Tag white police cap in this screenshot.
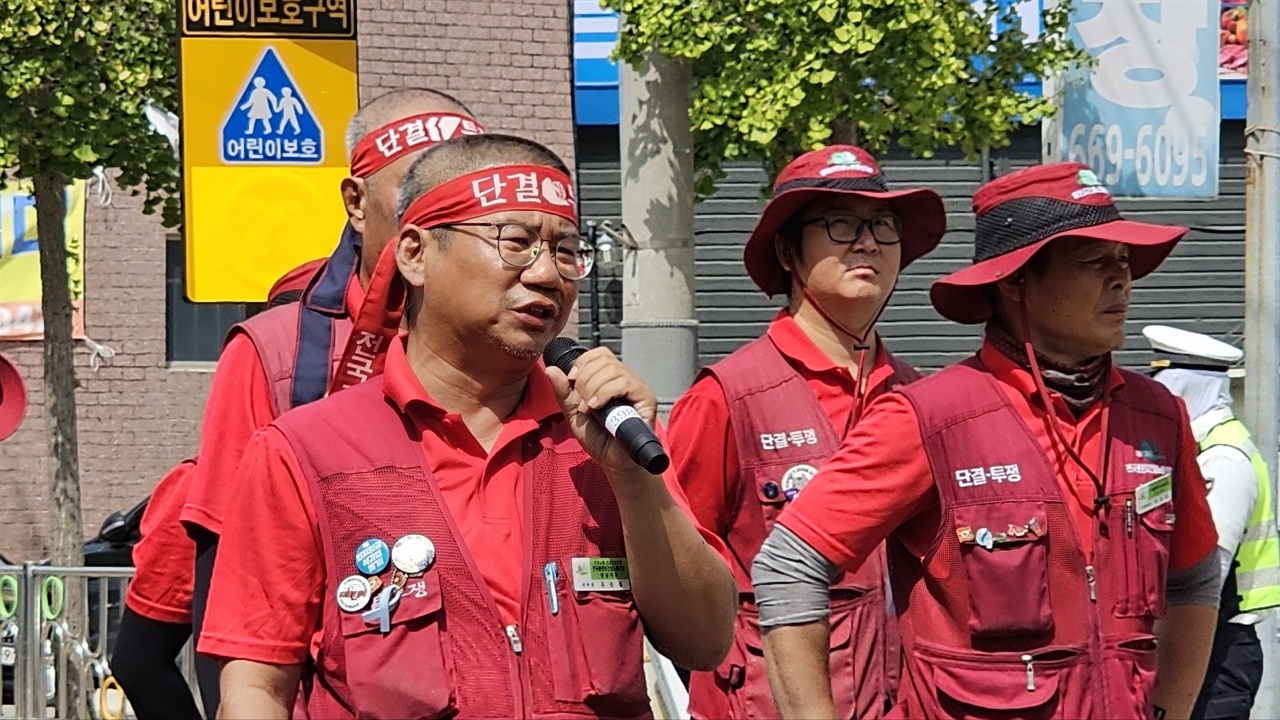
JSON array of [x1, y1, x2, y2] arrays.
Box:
[[1142, 324, 1242, 368]]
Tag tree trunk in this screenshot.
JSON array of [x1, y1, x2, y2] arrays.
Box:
[[33, 174, 82, 567], [33, 173, 86, 717], [830, 119, 859, 145]]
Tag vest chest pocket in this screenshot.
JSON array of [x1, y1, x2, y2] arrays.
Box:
[[336, 570, 455, 719], [1113, 496, 1174, 619], [543, 555, 651, 716], [750, 459, 821, 528], [952, 502, 1054, 640], [750, 465, 788, 530]]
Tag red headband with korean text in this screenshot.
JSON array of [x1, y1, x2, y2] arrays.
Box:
[[327, 165, 577, 393], [328, 239, 405, 395], [400, 164, 579, 229], [349, 112, 486, 178]]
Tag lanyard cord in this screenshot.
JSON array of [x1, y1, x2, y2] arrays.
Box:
[[793, 274, 896, 431], [1018, 285, 1113, 513]]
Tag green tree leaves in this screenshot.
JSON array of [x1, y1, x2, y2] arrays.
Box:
[[0, 0, 179, 224], [606, 0, 1086, 195]]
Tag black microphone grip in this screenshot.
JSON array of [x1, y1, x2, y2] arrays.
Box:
[[543, 338, 671, 475]]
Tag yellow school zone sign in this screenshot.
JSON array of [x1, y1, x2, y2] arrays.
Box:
[[180, 2, 358, 302]]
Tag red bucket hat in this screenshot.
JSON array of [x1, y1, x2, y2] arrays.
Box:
[[930, 162, 1188, 325], [0, 352, 28, 442], [743, 146, 947, 297]]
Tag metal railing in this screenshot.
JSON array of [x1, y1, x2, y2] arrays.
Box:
[[2, 562, 677, 719], [1, 563, 197, 720]]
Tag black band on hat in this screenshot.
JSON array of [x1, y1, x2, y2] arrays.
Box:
[[775, 176, 889, 195], [974, 197, 1121, 262]]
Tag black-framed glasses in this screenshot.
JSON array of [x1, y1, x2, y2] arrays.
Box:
[[434, 222, 595, 280], [800, 214, 902, 246]]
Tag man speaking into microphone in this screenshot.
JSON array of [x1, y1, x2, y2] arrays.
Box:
[[200, 132, 737, 719]]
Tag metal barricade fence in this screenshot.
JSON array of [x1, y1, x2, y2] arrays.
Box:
[[0, 563, 198, 720], [1, 564, 681, 719]]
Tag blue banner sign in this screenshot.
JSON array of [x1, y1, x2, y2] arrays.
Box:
[[1060, 0, 1220, 197]]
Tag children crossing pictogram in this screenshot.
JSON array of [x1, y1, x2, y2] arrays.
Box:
[[220, 46, 323, 165]]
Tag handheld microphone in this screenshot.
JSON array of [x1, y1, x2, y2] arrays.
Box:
[[543, 337, 671, 475]]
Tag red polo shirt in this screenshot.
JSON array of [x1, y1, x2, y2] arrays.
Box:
[[125, 459, 198, 623], [124, 275, 360, 625], [668, 311, 900, 537], [778, 340, 1218, 574], [199, 338, 730, 666], [180, 275, 365, 537]]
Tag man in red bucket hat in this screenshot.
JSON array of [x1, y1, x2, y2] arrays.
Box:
[[753, 162, 1221, 719], [667, 145, 945, 719], [0, 352, 27, 442]]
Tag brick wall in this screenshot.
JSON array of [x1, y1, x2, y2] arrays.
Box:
[[0, 188, 210, 562], [0, 1, 575, 561], [358, 0, 576, 167]]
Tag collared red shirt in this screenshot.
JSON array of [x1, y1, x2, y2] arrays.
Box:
[[668, 310, 900, 537], [180, 274, 366, 536], [131, 270, 359, 623], [199, 337, 729, 665], [778, 340, 1218, 575]]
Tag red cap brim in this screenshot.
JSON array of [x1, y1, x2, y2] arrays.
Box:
[[929, 218, 1188, 324], [0, 353, 28, 442], [744, 186, 947, 297]]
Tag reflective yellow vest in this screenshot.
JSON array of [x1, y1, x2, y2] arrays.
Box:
[[1202, 418, 1280, 612]]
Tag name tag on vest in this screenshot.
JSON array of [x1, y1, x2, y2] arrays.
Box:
[[571, 557, 631, 592], [1135, 474, 1173, 515]]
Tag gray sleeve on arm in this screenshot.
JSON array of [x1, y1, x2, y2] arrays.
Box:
[[752, 525, 843, 629], [1165, 548, 1226, 608]]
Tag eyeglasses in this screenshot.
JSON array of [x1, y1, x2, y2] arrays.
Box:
[[800, 214, 902, 246], [434, 222, 595, 280]]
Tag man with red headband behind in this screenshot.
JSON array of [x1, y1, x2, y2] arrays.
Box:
[[111, 259, 321, 719], [667, 146, 945, 719], [754, 163, 1221, 719], [201, 133, 737, 718], [167, 88, 485, 717]]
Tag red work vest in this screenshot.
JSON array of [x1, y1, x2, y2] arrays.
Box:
[[230, 303, 353, 417], [892, 358, 1181, 719], [272, 376, 653, 720], [687, 336, 919, 720]]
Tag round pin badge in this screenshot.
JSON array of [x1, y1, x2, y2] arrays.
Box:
[[336, 575, 373, 613], [780, 464, 819, 500], [392, 534, 437, 576], [762, 481, 780, 500], [355, 538, 391, 576]]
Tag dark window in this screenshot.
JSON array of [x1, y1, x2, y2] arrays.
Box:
[[165, 236, 253, 362]]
